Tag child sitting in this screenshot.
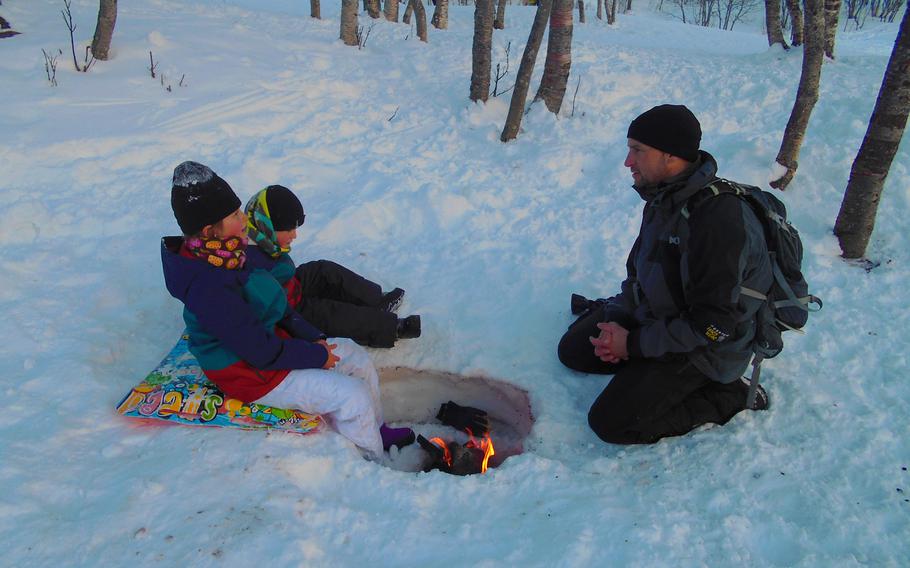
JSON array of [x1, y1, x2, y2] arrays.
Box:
[[243, 184, 420, 348], [161, 161, 414, 456]]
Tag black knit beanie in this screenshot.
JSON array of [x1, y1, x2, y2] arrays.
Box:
[[170, 161, 241, 235], [627, 104, 702, 162], [264, 185, 306, 231]]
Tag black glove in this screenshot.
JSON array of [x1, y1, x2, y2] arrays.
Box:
[[436, 401, 490, 436], [571, 293, 608, 316], [570, 293, 591, 315]]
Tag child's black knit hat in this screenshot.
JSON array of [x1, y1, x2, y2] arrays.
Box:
[[171, 161, 241, 235], [264, 185, 305, 231]]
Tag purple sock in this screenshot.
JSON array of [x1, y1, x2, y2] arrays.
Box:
[[380, 423, 415, 451]]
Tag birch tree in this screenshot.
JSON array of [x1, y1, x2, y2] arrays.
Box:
[[536, 0, 574, 114], [366, 0, 381, 19], [91, 0, 117, 61], [824, 0, 841, 58], [403, 1, 413, 24], [502, 0, 554, 142], [432, 0, 449, 29], [834, 6, 910, 259], [384, 0, 398, 22], [494, 0, 507, 29], [341, 0, 359, 46], [770, 0, 825, 190], [785, 0, 803, 46], [470, 0, 494, 102], [764, 0, 790, 49], [409, 0, 428, 42]]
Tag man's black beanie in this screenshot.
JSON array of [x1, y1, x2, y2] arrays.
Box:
[[171, 161, 241, 235], [264, 185, 306, 232], [627, 104, 702, 162]]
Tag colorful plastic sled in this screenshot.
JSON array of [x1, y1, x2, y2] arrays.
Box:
[[116, 333, 321, 434]]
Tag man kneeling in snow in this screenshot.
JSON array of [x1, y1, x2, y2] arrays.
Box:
[[558, 104, 771, 445]]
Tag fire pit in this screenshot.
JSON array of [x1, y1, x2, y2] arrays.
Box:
[[378, 367, 533, 475]]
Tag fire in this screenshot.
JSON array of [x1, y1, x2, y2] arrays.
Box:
[[421, 429, 496, 475], [428, 437, 452, 467], [465, 429, 495, 474]]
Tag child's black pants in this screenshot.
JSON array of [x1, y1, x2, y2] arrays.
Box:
[[295, 260, 398, 348]]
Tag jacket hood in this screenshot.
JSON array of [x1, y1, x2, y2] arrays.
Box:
[[161, 236, 247, 302]]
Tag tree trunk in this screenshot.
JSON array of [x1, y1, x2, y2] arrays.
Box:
[[626, 0, 632, 13], [502, 0, 554, 142], [432, 0, 449, 29], [91, 0, 117, 61], [470, 0, 494, 102], [536, 0, 574, 114], [824, 0, 841, 58], [403, 2, 413, 24], [579, 0, 586, 22], [409, 0, 428, 41], [384, 0, 398, 22], [608, 0, 617, 24], [341, 0, 359, 46], [764, 0, 790, 49], [785, 0, 803, 46], [494, 0, 507, 29], [366, 0, 381, 18], [770, 0, 825, 190], [597, 0, 603, 19], [834, 6, 910, 259]]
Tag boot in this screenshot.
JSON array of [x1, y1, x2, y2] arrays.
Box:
[[380, 423, 415, 451], [379, 287, 405, 313], [397, 315, 421, 339], [738, 377, 770, 410]]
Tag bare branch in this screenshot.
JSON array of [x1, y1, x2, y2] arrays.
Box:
[[61, 0, 83, 71], [571, 74, 581, 117], [42, 48, 61, 86]]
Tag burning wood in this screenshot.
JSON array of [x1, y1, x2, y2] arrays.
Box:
[[417, 430, 495, 476]]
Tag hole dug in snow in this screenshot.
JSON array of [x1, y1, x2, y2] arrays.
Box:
[[378, 367, 533, 474]]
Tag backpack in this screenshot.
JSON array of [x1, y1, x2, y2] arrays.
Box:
[[683, 179, 822, 405]]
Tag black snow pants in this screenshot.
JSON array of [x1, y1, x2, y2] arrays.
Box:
[[295, 260, 398, 348], [557, 308, 750, 444]]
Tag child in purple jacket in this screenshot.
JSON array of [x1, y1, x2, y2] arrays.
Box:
[[161, 161, 414, 456]]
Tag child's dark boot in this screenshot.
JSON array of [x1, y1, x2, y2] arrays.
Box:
[[379, 288, 405, 313], [396, 315, 421, 339]]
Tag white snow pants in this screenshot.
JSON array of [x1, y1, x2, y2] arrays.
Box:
[[254, 337, 384, 456]]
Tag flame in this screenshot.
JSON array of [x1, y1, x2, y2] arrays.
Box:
[[429, 437, 452, 467], [465, 429, 496, 474]]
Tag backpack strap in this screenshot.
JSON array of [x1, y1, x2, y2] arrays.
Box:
[[746, 354, 763, 409]]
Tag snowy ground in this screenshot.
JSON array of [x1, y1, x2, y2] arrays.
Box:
[[1, 0, 908, 565]]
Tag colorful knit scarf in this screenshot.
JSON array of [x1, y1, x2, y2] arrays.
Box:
[[184, 235, 247, 270], [245, 188, 290, 259]]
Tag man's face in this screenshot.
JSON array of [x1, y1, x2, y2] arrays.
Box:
[[624, 138, 672, 186]]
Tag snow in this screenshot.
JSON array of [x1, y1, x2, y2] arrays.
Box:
[[2, 0, 909, 565]]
